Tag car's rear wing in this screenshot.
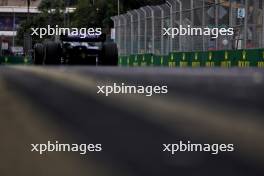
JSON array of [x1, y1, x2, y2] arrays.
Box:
[[61, 34, 106, 42]]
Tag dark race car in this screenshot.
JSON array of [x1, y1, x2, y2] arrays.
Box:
[[33, 34, 118, 65]]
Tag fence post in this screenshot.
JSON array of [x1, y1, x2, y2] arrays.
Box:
[[135, 10, 141, 54], [244, 0, 248, 49], [176, 0, 182, 51], [166, 1, 173, 52], [128, 11, 134, 55], [157, 6, 164, 55], [141, 7, 148, 53], [215, 0, 219, 50], [202, 0, 205, 51], [167, 0, 182, 52], [191, 0, 194, 51], [263, 0, 264, 47], [146, 6, 155, 54], [118, 18, 121, 53], [229, 0, 232, 50], [121, 15, 127, 55], [138, 8, 145, 54]]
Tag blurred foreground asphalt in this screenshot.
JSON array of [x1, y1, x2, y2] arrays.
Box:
[[0, 66, 264, 176]]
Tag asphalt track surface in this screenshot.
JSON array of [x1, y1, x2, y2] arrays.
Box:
[[0, 66, 264, 176]]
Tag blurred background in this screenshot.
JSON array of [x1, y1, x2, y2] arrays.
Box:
[[1, 0, 263, 66]]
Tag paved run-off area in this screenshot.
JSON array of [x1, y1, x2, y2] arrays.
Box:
[[0, 66, 264, 176]]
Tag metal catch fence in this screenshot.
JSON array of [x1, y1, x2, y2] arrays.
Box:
[[112, 0, 264, 56]]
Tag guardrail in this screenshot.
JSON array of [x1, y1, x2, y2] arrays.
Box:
[[118, 49, 264, 68], [0, 56, 33, 65]]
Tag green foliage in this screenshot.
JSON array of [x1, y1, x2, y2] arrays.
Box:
[[16, 0, 164, 44], [72, 0, 116, 29], [17, 0, 65, 44], [72, 0, 165, 29], [120, 0, 165, 10]]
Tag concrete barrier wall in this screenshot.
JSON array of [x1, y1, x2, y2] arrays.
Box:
[[119, 49, 264, 68], [0, 56, 32, 65]]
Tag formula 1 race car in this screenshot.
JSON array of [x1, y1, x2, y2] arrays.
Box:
[[33, 34, 118, 65]]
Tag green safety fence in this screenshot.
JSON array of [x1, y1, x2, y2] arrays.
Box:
[[119, 49, 264, 68], [0, 56, 33, 65]]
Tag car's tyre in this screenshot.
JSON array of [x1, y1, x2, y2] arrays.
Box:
[[100, 42, 118, 66], [43, 41, 62, 65], [34, 43, 45, 65]]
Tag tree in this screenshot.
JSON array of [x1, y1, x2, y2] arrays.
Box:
[[38, 0, 65, 12], [72, 0, 165, 32], [72, 0, 116, 28], [16, 0, 65, 45], [120, 0, 165, 10], [16, 0, 165, 45]]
